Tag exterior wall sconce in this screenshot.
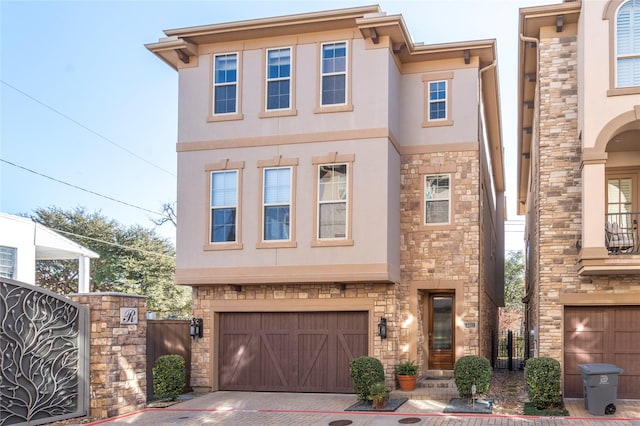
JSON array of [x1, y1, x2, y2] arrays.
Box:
[[190, 317, 203, 339], [378, 317, 387, 339]]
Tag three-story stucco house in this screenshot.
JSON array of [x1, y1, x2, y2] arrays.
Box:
[[518, 0, 640, 399], [147, 5, 505, 393]]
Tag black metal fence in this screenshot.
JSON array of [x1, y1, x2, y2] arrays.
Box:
[[495, 330, 525, 370]]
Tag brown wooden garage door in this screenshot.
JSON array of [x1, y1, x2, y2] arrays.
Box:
[[219, 311, 368, 393], [564, 306, 640, 398]]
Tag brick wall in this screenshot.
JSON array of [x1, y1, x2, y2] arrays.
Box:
[[71, 293, 147, 419]]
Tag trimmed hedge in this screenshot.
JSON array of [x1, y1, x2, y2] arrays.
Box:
[[453, 355, 491, 398], [525, 357, 562, 409], [349, 356, 385, 401], [153, 354, 186, 401]]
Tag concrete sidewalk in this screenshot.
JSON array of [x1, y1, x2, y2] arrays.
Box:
[[87, 392, 640, 425]]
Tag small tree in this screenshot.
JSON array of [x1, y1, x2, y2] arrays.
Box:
[[349, 356, 385, 401], [153, 355, 186, 400], [525, 357, 562, 409]]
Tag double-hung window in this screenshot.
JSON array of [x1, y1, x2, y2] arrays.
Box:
[[266, 48, 291, 111], [210, 170, 238, 243], [425, 174, 451, 225], [263, 167, 292, 241], [213, 53, 238, 114], [616, 0, 640, 88], [0, 246, 16, 279], [321, 42, 347, 106], [428, 81, 447, 121], [318, 164, 348, 239]]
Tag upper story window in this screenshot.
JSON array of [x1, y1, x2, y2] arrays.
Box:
[[616, 0, 640, 87], [425, 174, 451, 225], [429, 81, 448, 120], [210, 170, 238, 243], [263, 167, 292, 242], [0, 246, 16, 279], [318, 164, 348, 239], [214, 53, 238, 114], [422, 72, 453, 127], [266, 48, 291, 111], [321, 42, 347, 106]]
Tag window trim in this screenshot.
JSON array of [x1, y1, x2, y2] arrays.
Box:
[[315, 40, 353, 113], [260, 46, 297, 118], [208, 52, 244, 122], [422, 72, 454, 127], [204, 160, 244, 251], [605, 0, 640, 95], [312, 153, 355, 247], [256, 156, 298, 248], [423, 173, 452, 226]]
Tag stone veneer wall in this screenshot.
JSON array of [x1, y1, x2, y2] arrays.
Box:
[[399, 149, 482, 363], [535, 29, 640, 363], [71, 293, 147, 419], [190, 282, 401, 390]]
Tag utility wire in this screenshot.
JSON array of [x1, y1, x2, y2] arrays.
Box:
[[1, 80, 176, 177], [1, 158, 163, 216], [53, 228, 175, 259]]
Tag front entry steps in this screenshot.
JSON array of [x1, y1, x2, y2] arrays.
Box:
[[390, 370, 458, 402]]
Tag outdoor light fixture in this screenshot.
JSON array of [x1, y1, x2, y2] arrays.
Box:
[[190, 317, 203, 339], [378, 317, 387, 340]]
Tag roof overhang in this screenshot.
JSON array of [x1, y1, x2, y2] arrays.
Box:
[[517, 1, 581, 214], [34, 223, 99, 260]]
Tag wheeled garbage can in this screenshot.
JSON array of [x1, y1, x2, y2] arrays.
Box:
[[578, 363, 624, 415]]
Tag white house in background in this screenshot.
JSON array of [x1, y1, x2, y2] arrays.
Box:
[[0, 213, 98, 292]]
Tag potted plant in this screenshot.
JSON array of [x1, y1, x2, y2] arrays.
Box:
[[395, 360, 419, 391], [368, 381, 390, 409]]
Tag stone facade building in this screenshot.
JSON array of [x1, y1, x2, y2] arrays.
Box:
[[518, 0, 640, 399], [147, 5, 505, 393]]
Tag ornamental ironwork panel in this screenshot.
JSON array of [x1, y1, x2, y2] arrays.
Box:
[[1, 278, 88, 426]]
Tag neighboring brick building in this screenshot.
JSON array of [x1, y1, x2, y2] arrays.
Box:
[[518, 0, 640, 399], [147, 5, 504, 393]]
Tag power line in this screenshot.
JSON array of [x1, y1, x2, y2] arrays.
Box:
[[53, 228, 175, 259], [1, 80, 176, 177], [1, 158, 163, 216]]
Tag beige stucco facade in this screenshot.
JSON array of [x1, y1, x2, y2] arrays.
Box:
[[149, 5, 504, 392], [518, 0, 640, 397]]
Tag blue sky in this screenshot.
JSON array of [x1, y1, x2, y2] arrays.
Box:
[[1, 0, 554, 248]]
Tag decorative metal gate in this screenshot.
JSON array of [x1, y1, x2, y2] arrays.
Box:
[[1, 278, 89, 425]]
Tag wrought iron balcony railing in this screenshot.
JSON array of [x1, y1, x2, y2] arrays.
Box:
[[606, 212, 640, 254]]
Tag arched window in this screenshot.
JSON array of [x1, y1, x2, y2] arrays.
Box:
[[616, 0, 640, 87]]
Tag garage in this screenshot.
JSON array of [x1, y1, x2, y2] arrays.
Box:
[[564, 306, 640, 398], [219, 311, 368, 392]]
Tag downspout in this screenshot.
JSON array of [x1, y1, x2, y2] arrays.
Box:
[[520, 32, 540, 359]]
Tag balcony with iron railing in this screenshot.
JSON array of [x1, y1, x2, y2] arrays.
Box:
[[579, 212, 640, 275]]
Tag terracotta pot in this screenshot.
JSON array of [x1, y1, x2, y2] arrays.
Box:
[[372, 396, 388, 409], [396, 374, 417, 391]]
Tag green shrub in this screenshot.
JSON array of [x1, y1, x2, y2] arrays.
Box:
[[394, 360, 419, 376], [153, 354, 186, 400], [525, 357, 562, 409], [349, 356, 385, 401], [453, 355, 491, 398]]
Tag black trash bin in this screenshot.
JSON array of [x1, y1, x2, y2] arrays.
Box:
[[578, 363, 624, 415]]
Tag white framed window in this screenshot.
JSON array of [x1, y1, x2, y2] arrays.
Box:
[[429, 80, 448, 121], [213, 53, 238, 114], [321, 42, 347, 106], [425, 174, 451, 225], [616, 0, 640, 87], [0, 246, 16, 279], [210, 170, 238, 243], [318, 163, 348, 239], [263, 167, 292, 241], [266, 48, 291, 111]]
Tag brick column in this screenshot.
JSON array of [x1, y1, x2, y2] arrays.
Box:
[[71, 292, 147, 419]]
